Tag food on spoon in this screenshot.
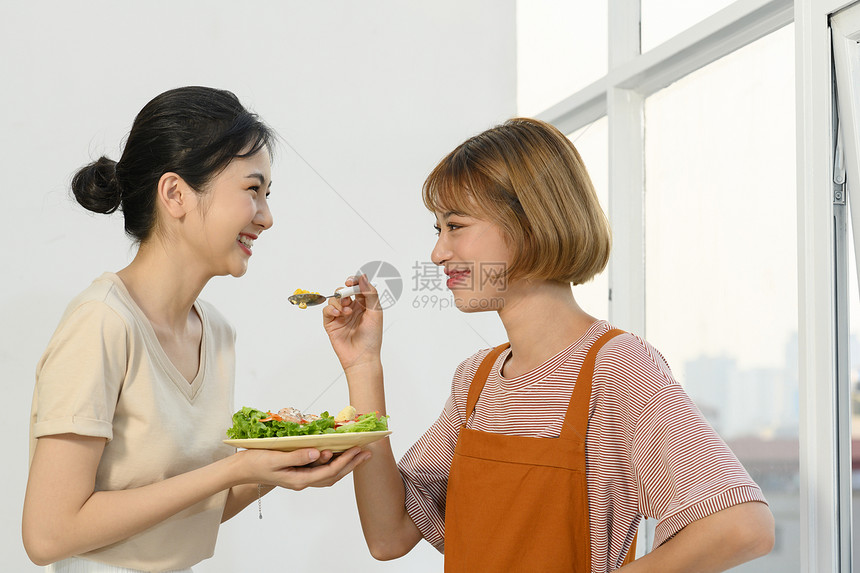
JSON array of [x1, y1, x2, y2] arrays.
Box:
[[226, 405, 389, 439], [292, 288, 320, 310]]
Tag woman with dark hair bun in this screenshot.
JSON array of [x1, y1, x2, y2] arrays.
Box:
[[22, 87, 370, 573]]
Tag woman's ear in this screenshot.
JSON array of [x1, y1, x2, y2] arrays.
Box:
[[157, 172, 195, 220]]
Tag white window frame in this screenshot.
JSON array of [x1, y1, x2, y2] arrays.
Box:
[[796, 1, 856, 571], [530, 0, 854, 570], [833, 3, 860, 276], [830, 3, 860, 572]]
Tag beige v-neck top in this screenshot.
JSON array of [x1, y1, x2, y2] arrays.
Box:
[[30, 273, 236, 572]]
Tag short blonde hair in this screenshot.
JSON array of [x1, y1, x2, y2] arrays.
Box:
[[422, 117, 611, 285]]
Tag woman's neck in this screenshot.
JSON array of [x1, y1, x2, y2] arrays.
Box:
[[116, 240, 209, 334], [496, 280, 598, 379]]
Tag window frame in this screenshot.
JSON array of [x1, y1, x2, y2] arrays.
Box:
[[830, 3, 860, 571]]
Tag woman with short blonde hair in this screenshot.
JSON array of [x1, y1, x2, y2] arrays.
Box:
[[325, 117, 774, 572]]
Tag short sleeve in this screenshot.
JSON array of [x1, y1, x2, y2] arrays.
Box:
[[633, 383, 767, 547], [397, 392, 463, 552], [33, 301, 129, 440]]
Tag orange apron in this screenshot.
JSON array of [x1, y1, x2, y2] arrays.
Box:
[[444, 329, 636, 572]]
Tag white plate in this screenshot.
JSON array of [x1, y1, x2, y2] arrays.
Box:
[[224, 430, 392, 453]]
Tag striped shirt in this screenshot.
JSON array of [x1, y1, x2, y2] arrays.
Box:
[[397, 320, 766, 572]]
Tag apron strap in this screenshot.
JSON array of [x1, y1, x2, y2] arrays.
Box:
[[464, 343, 510, 420], [559, 328, 626, 441]]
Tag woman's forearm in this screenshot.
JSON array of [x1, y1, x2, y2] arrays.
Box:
[[343, 360, 388, 415], [23, 436, 248, 565], [222, 483, 275, 522], [344, 361, 423, 560], [352, 439, 422, 560], [618, 501, 774, 573], [24, 435, 358, 566]]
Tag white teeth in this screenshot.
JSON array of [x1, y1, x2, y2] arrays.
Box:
[[238, 235, 255, 249]]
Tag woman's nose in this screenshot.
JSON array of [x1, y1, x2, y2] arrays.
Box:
[[255, 198, 274, 230], [430, 236, 450, 266]]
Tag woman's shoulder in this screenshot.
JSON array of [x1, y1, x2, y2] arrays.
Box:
[[41, 275, 133, 359], [59, 273, 135, 326], [592, 327, 679, 399], [598, 327, 674, 374], [445, 344, 506, 396], [454, 345, 505, 376]]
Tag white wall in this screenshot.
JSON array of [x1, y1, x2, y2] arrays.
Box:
[[0, 2, 516, 571]]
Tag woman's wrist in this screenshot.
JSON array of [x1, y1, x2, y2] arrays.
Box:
[[221, 450, 255, 487], [336, 342, 382, 370], [344, 360, 386, 413], [344, 358, 383, 379]]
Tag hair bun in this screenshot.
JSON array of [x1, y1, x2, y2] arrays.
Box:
[[71, 156, 122, 214]]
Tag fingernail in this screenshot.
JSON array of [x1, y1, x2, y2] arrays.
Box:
[[308, 450, 320, 461]]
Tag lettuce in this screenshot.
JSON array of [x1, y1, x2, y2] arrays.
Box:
[[226, 407, 388, 439], [334, 412, 389, 433]]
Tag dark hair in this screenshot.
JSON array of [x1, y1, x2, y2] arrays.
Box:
[[71, 86, 274, 243]]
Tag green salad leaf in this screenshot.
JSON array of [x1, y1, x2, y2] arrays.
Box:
[[335, 411, 390, 432], [226, 407, 389, 439]]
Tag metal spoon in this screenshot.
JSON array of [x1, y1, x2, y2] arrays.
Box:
[[288, 284, 362, 308]]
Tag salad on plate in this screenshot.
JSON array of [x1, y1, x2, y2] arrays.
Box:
[[226, 405, 389, 440]]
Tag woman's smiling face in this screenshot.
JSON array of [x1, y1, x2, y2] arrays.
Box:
[[186, 148, 274, 278], [431, 210, 512, 312]]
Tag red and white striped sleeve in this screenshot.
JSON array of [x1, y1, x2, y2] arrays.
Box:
[[587, 332, 768, 569], [397, 354, 485, 552], [632, 381, 767, 547], [591, 333, 767, 551]]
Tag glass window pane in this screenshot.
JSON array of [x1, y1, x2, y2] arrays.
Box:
[[644, 25, 798, 569], [568, 117, 609, 320], [517, 0, 608, 116], [641, 0, 737, 53]]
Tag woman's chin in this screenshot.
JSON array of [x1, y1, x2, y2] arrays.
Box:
[[228, 262, 249, 278]]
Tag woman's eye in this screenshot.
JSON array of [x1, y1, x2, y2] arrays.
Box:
[[248, 186, 260, 195], [447, 223, 461, 231], [433, 225, 441, 236]]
